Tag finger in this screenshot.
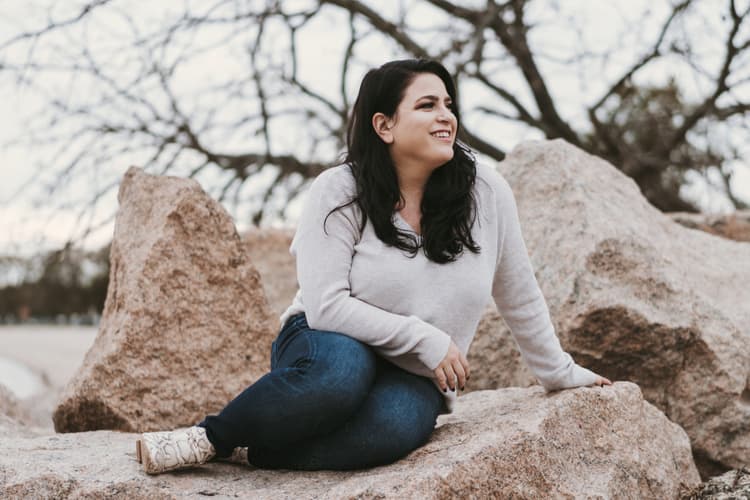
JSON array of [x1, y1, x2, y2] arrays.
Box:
[[452, 360, 466, 390], [459, 352, 470, 382], [443, 365, 457, 391], [433, 367, 448, 392]]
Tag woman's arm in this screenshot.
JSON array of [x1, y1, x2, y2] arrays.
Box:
[[489, 170, 610, 390], [291, 167, 452, 371]]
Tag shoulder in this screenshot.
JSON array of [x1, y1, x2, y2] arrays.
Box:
[[474, 161, 515, 208], [311, 164, 356, 192], [304, 164, 358, 208]]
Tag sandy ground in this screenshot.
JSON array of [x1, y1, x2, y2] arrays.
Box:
[[0, 325, 97, 387], [0, 325, 98, 429], [0, 325, 97, 386]]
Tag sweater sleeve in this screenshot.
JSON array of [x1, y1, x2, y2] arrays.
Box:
[[489, 171, 598, 391], [290, 167, 452, 371]]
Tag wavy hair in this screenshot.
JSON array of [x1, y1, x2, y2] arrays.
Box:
[[327, 59, 480, 264]]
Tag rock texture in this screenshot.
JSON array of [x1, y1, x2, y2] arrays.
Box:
[[0, 385, 50, 439], [468, 140, 750, 478], [3, 382, 699, 499], [671, 209, 750, 243], [53, 167, 276, 433], [466, 305, 535, 391], [680, 468, 750, 499], [243, 227, 297, 323], [0, 384, 31, 426]]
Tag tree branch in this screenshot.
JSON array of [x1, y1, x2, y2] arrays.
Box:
[[320, 0, 430, 58]]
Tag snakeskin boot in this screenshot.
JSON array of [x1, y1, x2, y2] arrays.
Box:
[[136, 426, 216, 474]]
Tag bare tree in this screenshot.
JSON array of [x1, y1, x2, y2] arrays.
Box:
[[1, 0, 748, 246]]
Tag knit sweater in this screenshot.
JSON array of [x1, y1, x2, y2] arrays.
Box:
[[280, 162, 598, 410]]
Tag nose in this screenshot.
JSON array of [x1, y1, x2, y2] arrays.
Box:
[[437, 104, 455, 124], [437, 110, 453, 123]]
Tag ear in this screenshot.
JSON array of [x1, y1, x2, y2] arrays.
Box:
[[372, 112, 394, 144]]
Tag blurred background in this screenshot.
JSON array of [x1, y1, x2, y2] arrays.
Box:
[[1, 0, 749, 404]]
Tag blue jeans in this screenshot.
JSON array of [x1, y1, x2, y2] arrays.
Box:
[[199, 313, 446, 470]]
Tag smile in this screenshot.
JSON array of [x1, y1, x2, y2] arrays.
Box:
[[431, 131, 451, 139]]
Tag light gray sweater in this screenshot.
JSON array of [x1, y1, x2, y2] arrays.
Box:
[[280, 162, 598, 409]]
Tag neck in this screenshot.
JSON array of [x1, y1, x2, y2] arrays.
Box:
[[393, 160, 431, 210]]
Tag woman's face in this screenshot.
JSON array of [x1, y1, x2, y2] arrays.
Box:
[[375, 72, 457, 171]]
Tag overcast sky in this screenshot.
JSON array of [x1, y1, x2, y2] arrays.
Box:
[[1, 0, 748, 257]]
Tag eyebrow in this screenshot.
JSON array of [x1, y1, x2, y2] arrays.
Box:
[[416, 95, 453, 103]]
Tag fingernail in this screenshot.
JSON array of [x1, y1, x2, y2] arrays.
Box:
[[443, 388, 447, 393], [451, 387, 455, 392], [460, 386, 465, 391]]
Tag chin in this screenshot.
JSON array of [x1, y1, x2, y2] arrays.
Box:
[[435, 148, 455, 165]]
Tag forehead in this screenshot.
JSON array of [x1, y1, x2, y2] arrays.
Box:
[[401, 73, 450, 101]]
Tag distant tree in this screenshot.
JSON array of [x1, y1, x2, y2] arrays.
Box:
[[585, 80, 741, 211], [0, 245, 110, 320], [1, 0, 748, 245]]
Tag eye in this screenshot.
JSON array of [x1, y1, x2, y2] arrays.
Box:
[[419, 102, 434, 109]]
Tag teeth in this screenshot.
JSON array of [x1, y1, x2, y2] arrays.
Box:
[[432, 131, 450, 138]]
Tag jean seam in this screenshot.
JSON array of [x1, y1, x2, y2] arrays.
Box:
[[305, 328, 318, 368], [271, 341, 278, 370], [273, 318, 296, 368]]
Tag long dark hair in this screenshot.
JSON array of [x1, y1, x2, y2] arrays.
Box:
[[328, 59, 480, 264]]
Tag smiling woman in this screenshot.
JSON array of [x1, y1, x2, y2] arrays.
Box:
[[343, 59, 481, 264], [135, 58, 610, 476], [373, 73, 458, 184], [373, 73, 457, 235]]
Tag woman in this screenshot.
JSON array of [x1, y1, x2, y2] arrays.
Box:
[[136, 59, 612, 474]]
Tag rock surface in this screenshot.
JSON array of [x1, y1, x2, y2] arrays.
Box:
[[53, 167, 276, 433], [670, 210, 750, 243], [680, 468, 750, 499], [472, 140, 750, 478], [2, 382, 700, 499], [0, 384, 31, 426], [466, 305, 535, 391], [0, 384, 49, 439], [242, 227, 296, 324]]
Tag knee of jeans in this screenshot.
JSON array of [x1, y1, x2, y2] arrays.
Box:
[[377, 387, 441, 451]]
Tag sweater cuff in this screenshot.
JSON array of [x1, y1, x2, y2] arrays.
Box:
[[418, 327, 452, 371], [543, 363, 599, 392]]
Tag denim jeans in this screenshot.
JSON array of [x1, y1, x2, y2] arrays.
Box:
[[198, 313, 446, 470]]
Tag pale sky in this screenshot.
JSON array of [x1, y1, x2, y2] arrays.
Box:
[[1, 0, 748, 257]]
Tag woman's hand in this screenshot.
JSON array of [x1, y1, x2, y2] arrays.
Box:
[[593, 376, 613, 387], [433, 341, 470, 392]]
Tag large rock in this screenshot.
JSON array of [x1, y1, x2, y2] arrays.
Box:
[[467, 305, 534, 391], [670, 209, 750, 243], [0, 384, 31, 427], [467, 140, 750, 478], [2, 383, 699, 499], [680, 468, 750, 499], [53, 167, 276, 433], [0, 384, 50, 439], [243, 227, 296, 323]]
